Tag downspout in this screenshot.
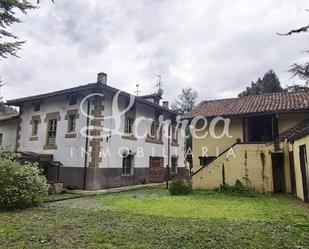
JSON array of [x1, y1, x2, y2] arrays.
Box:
[[83, 99, 91, 190], [166, 123, 171, 189]]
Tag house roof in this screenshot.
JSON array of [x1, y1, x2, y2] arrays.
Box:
[[0, 114, 19, 122], [6, 83, 98, 106], [185, 91, 309, 119], [6, 82, 177, 115], [279, 119, 309, 142]]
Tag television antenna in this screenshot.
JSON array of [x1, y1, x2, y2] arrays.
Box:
[[156, 75, 164, 95], [135, 84, 141, 96]]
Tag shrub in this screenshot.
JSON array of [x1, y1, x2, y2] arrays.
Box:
[[215, 180, 257, 197], [0, 153, 49, 209], [169, 179, 193, 196]]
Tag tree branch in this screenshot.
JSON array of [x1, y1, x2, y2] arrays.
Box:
[[277, 24, 309, 36]]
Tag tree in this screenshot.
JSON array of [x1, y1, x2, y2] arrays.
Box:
[[0, 0, 36, 59], [171, 88, 197, 170], [238, 70, 284, 97], [278, 10, 309, 85], [171, 88, 198, 115], [286, 83, 309, 92], [0, 0, 54, 58], [288, 62, 309, 85], [0, 1, 42, 116], [0, 79, 17, 116], [277, 9, 309, 36]]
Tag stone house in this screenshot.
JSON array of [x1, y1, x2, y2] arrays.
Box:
[[6, 73, 186, 190]]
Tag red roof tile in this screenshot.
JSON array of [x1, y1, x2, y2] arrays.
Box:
[[185, 91, 309, 118]]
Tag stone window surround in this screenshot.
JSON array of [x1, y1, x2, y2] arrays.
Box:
[[122, 106, 137, 140], [171, 125, 179, 147], [43, 112, 61, 150], [29, 115, 41, 141], [64, 109, 79, 139], [145, 120, 163, 145]]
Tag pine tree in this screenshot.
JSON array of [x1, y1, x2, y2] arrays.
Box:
[[0, 0, 36, 58], [238, 70, 284, 97], [0, 1, 37, 116]]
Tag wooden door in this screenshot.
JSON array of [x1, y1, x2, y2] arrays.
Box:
[[149, 156, 164, 183], [272, 153, 285, 193]]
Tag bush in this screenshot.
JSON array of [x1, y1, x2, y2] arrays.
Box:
[[0, 153, 49, 209], [169, 179, 193, 196], [215, 180, 257, 197]]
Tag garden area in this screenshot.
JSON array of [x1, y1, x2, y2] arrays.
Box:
[[0, 187, 309, 249]]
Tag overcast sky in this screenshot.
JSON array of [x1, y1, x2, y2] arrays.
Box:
[[1, 0, 309, 103]]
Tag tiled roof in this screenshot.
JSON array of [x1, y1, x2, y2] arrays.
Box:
[[7, 83, 177, 115], [279, 119, 309, 142], [185, 91, 309, 118], [0, 114, 19, 122]]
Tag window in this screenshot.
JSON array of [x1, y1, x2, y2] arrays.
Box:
[[0, 133, 3, 147], [125, 117, 134, 134], [148, 121, 162, 141], [122, 154, 134, 175], [67, 114, 76, 133], [46, 119, 57, 145], [65, 110, 79, 138], [69, 95, 78, 105], [32, 120, 39, 136], [150, 123, 155, 138], [34, 102, 40, 112], [172, 126, 178, 145], [30, 116, 41, 140], [171, 156, 178, 174], [247, 115, 275, 142], [123, 102, 135, 137]]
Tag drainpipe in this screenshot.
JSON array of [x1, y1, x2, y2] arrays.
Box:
[[166, 123, 171, 189], [83, 99, 91, 190]]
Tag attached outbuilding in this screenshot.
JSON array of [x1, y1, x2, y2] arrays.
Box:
[[185, 91, 309, 202], [0, 114, 18, 152]]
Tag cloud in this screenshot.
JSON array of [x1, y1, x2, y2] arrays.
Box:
[[1, 0, 309, 103]]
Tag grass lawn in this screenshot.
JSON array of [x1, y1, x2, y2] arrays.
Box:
[[42, 193, 85, 202], [0, 187, 308, 249]]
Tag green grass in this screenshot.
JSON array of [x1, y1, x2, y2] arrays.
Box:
[[42, 193, 85, 202], [0, 187, 308, 249]]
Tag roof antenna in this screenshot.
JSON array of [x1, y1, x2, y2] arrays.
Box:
[[156, 75, 164, 96], [135, 84, 141, 96]]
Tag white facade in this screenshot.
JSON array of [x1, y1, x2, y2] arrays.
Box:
[[17, 90, 185, 169], [101, 92, 185, 170], [0, 118, 17, 151], [18, 95, 89, 167]]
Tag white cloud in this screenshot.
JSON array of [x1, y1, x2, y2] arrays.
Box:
[[1, 0, 309, 103]]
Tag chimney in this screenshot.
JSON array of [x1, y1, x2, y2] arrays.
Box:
[[97, 72, 107, 84], [162, 101, 169, 109]]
